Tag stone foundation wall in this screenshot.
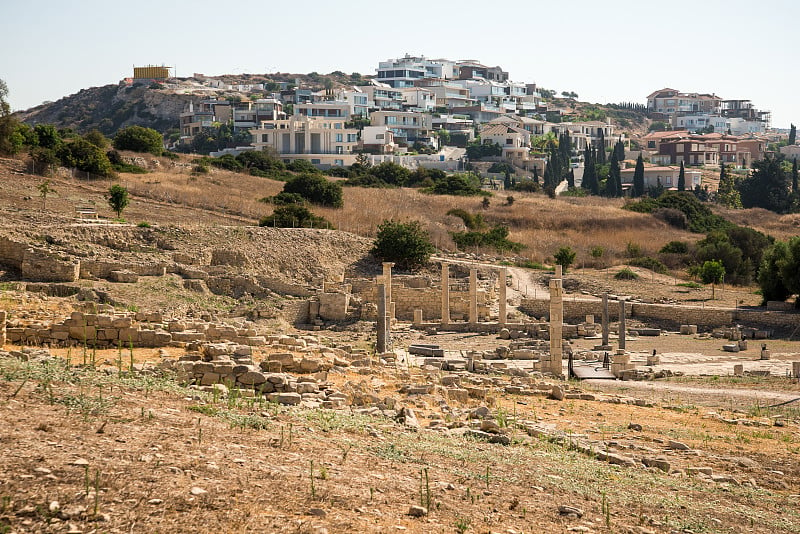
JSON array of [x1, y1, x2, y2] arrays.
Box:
[[80, 260, 168, 279], [20, 249, 80, 282], [357, 283, 488, 321], [0, 237, 25, 270]]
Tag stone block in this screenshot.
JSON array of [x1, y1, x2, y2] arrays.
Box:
[[238, 371, 267, 386], [200, 372, 221, 386], [109, 270, 139, 283], [69, 325, 96, 341]]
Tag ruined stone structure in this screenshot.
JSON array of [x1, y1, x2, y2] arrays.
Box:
[[548, 266, 564, 376]]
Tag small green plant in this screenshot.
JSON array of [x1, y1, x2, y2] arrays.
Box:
[[615, 268, 639, 280], [137, 221, 151, 228], [420, 467, 432, 513], [310, 460, 316, 499], [454, 515, 472, 533], [626, 241, 643, 258]]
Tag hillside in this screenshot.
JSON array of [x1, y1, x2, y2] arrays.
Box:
[[13, 72, 371, 136]]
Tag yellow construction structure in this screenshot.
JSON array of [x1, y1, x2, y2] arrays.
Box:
[[133, 66, 171, 80]]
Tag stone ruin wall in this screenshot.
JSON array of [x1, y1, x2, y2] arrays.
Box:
[[519, 298, 800, 332], [353, 281, 489, 322]]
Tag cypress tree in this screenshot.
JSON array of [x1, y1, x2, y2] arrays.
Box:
[[604, 150, 621, 197], [793, 158, 798, 193], [614, 138, 625, 161], [532, 165, 539, 184], [596, 130, 607, 165], [677, 161, 686, 191], [632, 154, 645, 197], [581, 145, 598, 195], [567, 168, 575, 189], [790, 123, 797, 146]]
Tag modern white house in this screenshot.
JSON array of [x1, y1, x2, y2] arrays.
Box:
[[620, 165, 702, 190], [250, 116, 359, 167], [376, 55, 458, 87], [370, 110, 434, 146]]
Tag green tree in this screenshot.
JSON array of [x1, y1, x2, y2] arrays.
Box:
[[107, 184, 130, 219], [283, 173, 343, 207], [553, 246, 576, 272], [757, 240, 791, 304], [792, 158, 798, 193], [739, 156, 791, 213], [57, 138, 114, 178], [30, 147, 59, 176], [84, 129, 108, 149], [37, 180, 55, 210], [0, 78, 20, 155], [34, 124, 62, 150], [371, 220, 435, 271], [632, 154, 645, 197], [677, 161, 686, 191], [716, 162, 742, 209], [779, 237, 800, 308], [789, 123, 797, 146], [699, 260, 725, 299], [113, 125, 164, 155], [581, 146, 599, 195]]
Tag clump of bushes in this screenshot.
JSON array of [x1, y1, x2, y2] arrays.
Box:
[[371, 220, 435, 271], [627, 256, 668, 274], [451, 225, 523, 254], [614, 268, 638, 280], [259, 204, 330, 229]]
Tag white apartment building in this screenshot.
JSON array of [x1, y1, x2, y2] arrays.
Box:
[[376, 55, 458, 87], [671, 114, 728, 133], [356, 84, 405, 111]]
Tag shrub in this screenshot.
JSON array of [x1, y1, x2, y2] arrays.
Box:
[[113, 126, 163, 155], [446, 208, 485, 230], [626, 242, 643, 258], [283, 173, 343, 208], [259, 204, 330, 228], [553, 246, 577, 272], [615, 268, 638, 280], [428, 173, 485, 196], [653, 207, 687, 229], [287, 159, 319, 173], [451, 225, 524, 253], [511, 179, 541, 193], [628, 256, 668, 274], [107, 184, 130, 218], [659, 241, 689, 254], [371, 220, 435, 271], [137, 221, 151, 228], [210, 154, 243, 171], [270, 192, 306, 205], [236, 150, 286, 174], [57, 138, 114, 178]]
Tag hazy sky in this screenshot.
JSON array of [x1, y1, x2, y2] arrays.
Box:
[[2, 0, 797, 128]]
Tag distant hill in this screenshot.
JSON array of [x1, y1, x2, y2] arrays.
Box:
[[16, 83, 194, 135], [14, 71, 371, 136]]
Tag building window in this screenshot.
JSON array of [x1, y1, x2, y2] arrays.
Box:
[[375, 134, 384, 140], [334, 159, 344, 166], [311, 159, 320, 164], [261, 134, 269, 142], [347, 134, 357, 142], [336, 146, 344, 154], [334, 123, 342, 129], [336, 133, 343, 142]]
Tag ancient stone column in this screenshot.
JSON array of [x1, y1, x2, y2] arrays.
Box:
[[382, 262, 394, 320], [413, 309, 423, 326], [498, 268, 507, 325], [601, 293, 610, 347], [469, 268, 478, 324], [441, 262, 450, 326], [377, 284, 387, 354], [619, 299, 627, 350], [549, 265, 564, 376]]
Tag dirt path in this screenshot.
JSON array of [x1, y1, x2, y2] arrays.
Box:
[[584, 378, 800, 410]]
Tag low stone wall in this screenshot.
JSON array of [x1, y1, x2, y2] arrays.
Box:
[[519, 298, 800, 332], [5, 311, 268, 349], [80, 260, 168, 279]]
